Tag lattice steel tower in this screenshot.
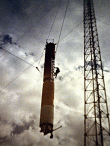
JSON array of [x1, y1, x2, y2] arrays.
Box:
[[83, 0, 110, 145]]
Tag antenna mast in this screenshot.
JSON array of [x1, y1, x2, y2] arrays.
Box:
[[83, 0, 110, 145], [39, 41, 55, 139]]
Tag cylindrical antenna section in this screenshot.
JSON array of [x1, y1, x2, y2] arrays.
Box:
[[40, 42, 55, 138]]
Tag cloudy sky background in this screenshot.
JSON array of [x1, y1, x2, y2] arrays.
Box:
[[0, 0, 110, 145]]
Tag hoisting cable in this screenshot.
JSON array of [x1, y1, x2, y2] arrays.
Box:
[[16, 0, 61, 44], [0, 50, 44, 93], [38, 0, 62, 68], [56, 0, 70, 52], [1, 0, 61, 52], [0, 66, 32, 93], [37, 47, 45, 68], [1, 47, 40, 72], [59, 20, 83, 43], [0, 1, 63, 93], [47, 0, 62, 40], [0, 0, 61, 72], [0, 1, 62, 93]]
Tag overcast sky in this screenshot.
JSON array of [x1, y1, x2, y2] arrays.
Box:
[[0, 0, 110, 145]]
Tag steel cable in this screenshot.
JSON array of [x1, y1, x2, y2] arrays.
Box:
[[0, 1, 62, 92], [16, 0, 61, 44], [47, 0, 62, 40], [1, 47, 37, 69], [0, 52, 42, 93], [56, 0, 70, 52], [59, 20, 83, 43]]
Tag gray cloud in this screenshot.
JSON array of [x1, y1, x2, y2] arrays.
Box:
[[11, 121, 34, 135], [76, 63, 110, 73]]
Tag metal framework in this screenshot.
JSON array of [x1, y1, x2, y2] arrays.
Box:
[[83, 0, 110, 145]]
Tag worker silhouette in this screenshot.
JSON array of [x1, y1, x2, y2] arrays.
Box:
[[54, 67, 60, 78]]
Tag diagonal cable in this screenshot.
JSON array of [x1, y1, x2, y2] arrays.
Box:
[[56, 0, 70, 52], [59, 20, 83, 43], [47, 0, 62, 40], [0, 66, 32, 93], [16, 0, 61, 44], [0, 50, 43, 93], [1, 47, 37, 69]]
